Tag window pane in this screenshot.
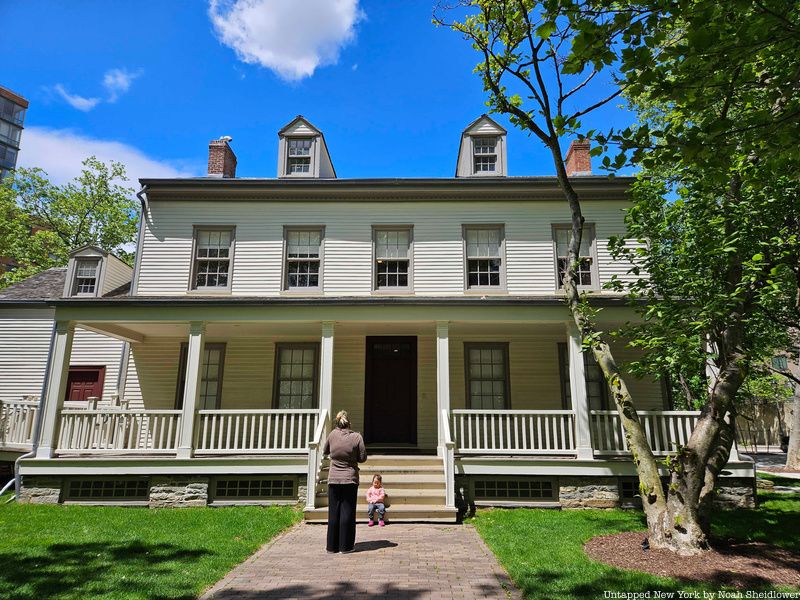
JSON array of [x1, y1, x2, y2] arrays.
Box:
[[275, 345, 317, 409], [466, 344, 507, 409]]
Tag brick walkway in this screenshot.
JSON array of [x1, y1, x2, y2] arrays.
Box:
[[200, 522, 520, 600]]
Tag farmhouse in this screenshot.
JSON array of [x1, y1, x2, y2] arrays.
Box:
[[0, 116, 756, 517]]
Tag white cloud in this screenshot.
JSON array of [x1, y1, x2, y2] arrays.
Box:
[[53, 84, 100, 112], [17, 127, 198, 186], [103, 68, 142, 102], [208, 0, 363, 81]]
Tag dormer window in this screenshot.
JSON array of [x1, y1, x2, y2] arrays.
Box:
[[456, 115, 507, 177], [287, 138, 313, 175], [73, 259, 100, 295], [473, 137, 498, 174]]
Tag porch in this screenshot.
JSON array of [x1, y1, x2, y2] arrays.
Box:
[[17, 302, 753, 511]]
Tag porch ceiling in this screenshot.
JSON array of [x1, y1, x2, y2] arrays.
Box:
[[76, 319, 572, 342]]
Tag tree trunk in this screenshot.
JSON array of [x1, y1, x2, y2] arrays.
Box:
[[786, 392, 800, 470]]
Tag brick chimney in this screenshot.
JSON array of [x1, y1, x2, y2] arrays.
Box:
[[208, 137, 237, 178], [564, 140, 592, 177]]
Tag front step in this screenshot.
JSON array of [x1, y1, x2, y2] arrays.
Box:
[[305, 454, 457, 523], [304, 505, 458, 523]]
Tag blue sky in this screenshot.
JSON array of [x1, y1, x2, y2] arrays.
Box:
[[2, 0, 635, 184]]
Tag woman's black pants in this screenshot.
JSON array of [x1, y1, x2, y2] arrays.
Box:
[[327, 483, 358, 552]]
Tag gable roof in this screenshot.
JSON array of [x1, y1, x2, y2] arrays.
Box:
[[278, 115, 322, 136], [462, 114, 507, 135], [0, 267, 67, 300]]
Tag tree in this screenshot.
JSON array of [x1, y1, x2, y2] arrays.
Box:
[[0, 157, 138, 287], [437, 0, 800, 553]]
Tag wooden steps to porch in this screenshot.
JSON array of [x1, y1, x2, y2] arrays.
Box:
[[303, 455, 458, 523]]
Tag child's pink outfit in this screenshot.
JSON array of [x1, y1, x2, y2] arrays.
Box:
[[366, 487, 386, 526]]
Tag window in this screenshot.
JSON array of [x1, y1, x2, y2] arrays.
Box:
[[554, 225, 596, 288], [214, 478, 295, 499], [67, 479, 148, 500], [474, 478, 554, 500], [284, 228, 323, 290], [374, 227, 412, 290], [73, 259, 100, 295], [192, 227, 234, 291], [473, 136, 498, 173], [286, 138, 313, 174], [557, 343, 609, 410], [175, 343, 226, 410], [465, 226, 504, 288], [273, 344, 319, 409], [465, 343, 510, 409], [0, 120, 21, 146]]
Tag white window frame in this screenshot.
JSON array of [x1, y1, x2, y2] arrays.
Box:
[[372, 225, 413, 293], [464, 342, 511, 409], [552, 223, 600, 291], [463, 224, 506, 292], [272, 343, 320, 409], [72, 259, 101, 296], [283, 226, 324, 292], [472, 136, 499, 175], [285, 137, 314, 176], [189, 226, 235, 293]]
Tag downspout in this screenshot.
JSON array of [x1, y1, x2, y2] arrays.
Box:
[[114, 185, 149, 402], [1, 321, 57, 500]]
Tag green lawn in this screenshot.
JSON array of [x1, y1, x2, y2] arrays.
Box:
[[470, 491, 800, 600], [0, 498, 301, 600]]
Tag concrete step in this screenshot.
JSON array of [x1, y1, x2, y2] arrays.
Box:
[[322, 464, 444, 473], [314, 489, 445, 507], [317, 473, 446, 489], [304, 505, 458, 524]]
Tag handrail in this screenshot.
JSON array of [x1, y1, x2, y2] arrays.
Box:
[[451, 409, 576, 455], [590, 409, 701, 416], [197, 408, 320, 415], [590, 409, 701, 455], [305, 408, 329, 511], [441, 409, 455, 509], [195, 408, 319, 454], [452, 409, 574, 415]]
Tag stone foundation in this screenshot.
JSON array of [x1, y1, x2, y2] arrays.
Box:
[[714, 477, 756, 509], [297, 475, 308, 506], [559, 477, 619, 509], [19, 476, 63, 504], [148, 477, 209, 508]]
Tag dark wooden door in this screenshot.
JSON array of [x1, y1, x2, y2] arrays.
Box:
[[65, 366, 106, 402], [364, 336, 417, 445]]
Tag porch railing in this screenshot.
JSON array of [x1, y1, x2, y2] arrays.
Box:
[[0, 399, 39, 450], [195, 409, 321, 454], [305, 408, 329, 510], [57, 409, 182, 454], [590, 410, 701, 456], [451, 409, 576, 455]]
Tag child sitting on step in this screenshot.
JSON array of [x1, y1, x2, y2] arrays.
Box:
[[366, 474, 386, 527]]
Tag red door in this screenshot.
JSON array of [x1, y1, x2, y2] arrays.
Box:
[[64, 366, 106, 402]]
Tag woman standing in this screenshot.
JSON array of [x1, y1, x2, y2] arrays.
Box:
[[324, 410, 367, 553]]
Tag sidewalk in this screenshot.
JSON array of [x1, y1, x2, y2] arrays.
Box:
[[201, 522, 520, 600]]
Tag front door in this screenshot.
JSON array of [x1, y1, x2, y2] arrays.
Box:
[[364, 336, 417, 445]]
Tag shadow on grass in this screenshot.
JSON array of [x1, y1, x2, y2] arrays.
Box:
[[0, 540, 210, 600], [714, 493, 800, 553]]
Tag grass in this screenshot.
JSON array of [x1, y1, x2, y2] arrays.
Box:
[[0, 498, 301, 600], [758, 472, 800, 487], [469, 491, 800, 600]]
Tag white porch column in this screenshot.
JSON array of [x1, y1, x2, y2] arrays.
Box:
[[319, 321, 335, 417], [36, 321, 75, 459], [436, 321, 451, 450], [177, 321, 205, 459], [567, 323, 594, 460]]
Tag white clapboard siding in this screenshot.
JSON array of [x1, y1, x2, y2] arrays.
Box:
[[70, 329, 126, 401], [0, 309, 55, 401], [0, 310, 125, 402], [100, 254, 133, 296], [135, 199, 636, 297]]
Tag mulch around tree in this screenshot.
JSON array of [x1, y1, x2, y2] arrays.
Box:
[[584, 531, 800, 588]]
